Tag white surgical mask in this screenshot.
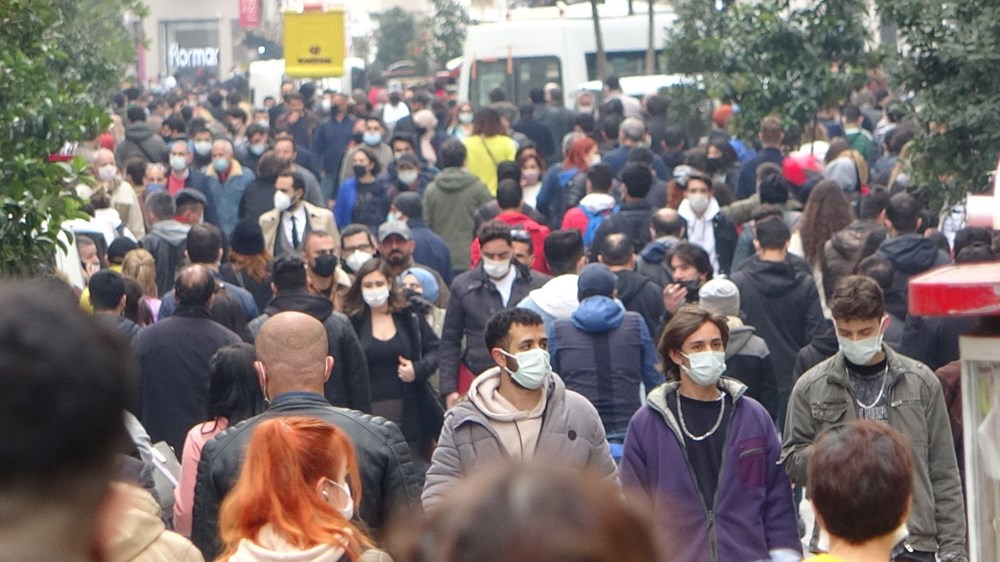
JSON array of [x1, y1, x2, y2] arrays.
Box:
[[169, 155, 188, 172], [273, 190, 292, 213], [680, 351, 727, 387], [194, 141, 212, 156], [345, 250, 373, 273], [458, 111, 474, 124], [836, 317, 886, 365], [321, 99, 333, 112], [323, 479, 354, 521], [500, 348, 552, 390], [482, 256, 511, 279], [589, 154, 601, 166], [688, 193, 710, 214], [398, 170, 419, 185], [362, 286, 390, 308], [98, 164, 117, 182]]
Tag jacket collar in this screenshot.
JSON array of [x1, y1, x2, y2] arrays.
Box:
[[449, 369, 567, 428], [268, 391, 328, 410], [205, 159, 245, 179], [645, 378, 748, 439], [825, 345, 908, 389]]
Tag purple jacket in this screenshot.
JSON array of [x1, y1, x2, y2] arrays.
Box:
[[620, 379, 800, 562]]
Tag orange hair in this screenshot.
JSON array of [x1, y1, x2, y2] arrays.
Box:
[[217, 417, 373, 560], [563, 137, 597, 172]]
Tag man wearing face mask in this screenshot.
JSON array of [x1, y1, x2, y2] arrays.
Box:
[[377, 221, 450, 308], [313, 92, 357, 182], [301, 231, 352, 305], [85, 148, 146, 238], [236, 123, 269, 173], [676, 169, 738, 276], [259, 171, 339, 258], [340, 223, 379, 275], [206, 139, 256, 238], [423, 307, 618, 512], [782, 275, 966, 562], [439, 222, 546, 409], [191, 128, 216, 171], [620, 305, 801, 562], [338, 117, 393, 185]]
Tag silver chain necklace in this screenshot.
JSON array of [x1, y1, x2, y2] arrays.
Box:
[[677, 391, 726, 442], [848, 364, 889, 410]]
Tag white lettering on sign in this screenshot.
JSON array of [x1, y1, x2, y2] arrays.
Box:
[[169, 43, 220, 69]]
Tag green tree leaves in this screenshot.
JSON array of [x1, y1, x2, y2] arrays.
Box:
[[426, 0, 470, 70], [0, 0, 141, 276]]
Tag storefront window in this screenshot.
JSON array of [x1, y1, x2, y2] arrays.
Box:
[[162, 20, 221, 81]]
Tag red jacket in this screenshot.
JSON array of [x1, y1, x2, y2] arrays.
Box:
[[470, 210, 551, 274]]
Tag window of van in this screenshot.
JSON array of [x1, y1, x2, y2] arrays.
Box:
[[469, 56, 562, 107], [585, 51, 663, 81]]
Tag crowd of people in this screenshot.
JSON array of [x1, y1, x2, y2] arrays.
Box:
[[15, 73, 989, 562]]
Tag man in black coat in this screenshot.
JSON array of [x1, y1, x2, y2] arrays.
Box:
[[247, 255, 371, 413], [598, 232, 665, 339], [735, 116, 784, 200], [134, 264, 242, 452], [590, 162, 655, 261], [730, 217, 824, 429], [192, 310, 422, 560], [392, 192, 453, 285]]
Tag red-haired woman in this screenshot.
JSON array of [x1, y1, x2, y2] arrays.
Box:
[[536, 135, 600, 226], [216, 416, 390, 562]]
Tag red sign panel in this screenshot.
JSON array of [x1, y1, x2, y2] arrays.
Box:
[[240, 0, 260, 28]]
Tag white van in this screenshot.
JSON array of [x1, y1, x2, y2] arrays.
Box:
[[458, 7, 676, 108]]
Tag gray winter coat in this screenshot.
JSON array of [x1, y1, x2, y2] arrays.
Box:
[[422, 370, 618, 511]]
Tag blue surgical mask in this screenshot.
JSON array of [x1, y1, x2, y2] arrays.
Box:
[[212, 157, 230, 172], [249, 143, 266, 156], [363, 132, 383, 146], [680, 351, 727, 387]]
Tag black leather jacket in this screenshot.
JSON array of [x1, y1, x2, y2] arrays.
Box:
[[191, 392, 423, 560]]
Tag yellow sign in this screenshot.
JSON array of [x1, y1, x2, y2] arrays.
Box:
[[283, 10, 345, 77]]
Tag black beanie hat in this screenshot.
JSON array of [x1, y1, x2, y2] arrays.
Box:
[[230, 218, 265, 255]]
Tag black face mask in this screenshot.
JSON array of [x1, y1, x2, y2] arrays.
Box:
[[312, 254, 338, 277], [681, 279, 702, 302], [353, 164, 368, 178], [329, 105, 340, 117], [389, 93, 402, 104], [706, 156, 722, 173]]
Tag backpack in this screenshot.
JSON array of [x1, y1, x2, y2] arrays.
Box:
[[581, 204, 618, 247]]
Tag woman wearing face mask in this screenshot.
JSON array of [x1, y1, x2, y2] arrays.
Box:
[[516, 150, 547, 209], [343, 257, 443, 464], [335, 146, 390, 232], [448, 102, 476, 140], [400, 267, 445, 338], [216, 416, 390, 562], [620, 305, 801, 562]]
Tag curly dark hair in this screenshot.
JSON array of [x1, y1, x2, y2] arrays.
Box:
[[799, 180, 855, 266]]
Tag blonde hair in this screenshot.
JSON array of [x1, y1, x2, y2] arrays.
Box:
[[121, 248, 158, 298]]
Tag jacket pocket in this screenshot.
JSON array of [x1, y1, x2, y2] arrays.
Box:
[[736, 437, 767, 489], [810, 401, 848, 424]]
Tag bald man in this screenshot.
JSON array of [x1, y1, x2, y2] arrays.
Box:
[[80, 147, 145, 237], [637, 207, 687, 288], [191, 311, 422, 561]]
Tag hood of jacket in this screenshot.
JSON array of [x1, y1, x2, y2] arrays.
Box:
[[106, 483, 167, 562], [124, 121, 157, 144], [808, 323, 840, 357], [578, 193, 617, 214], [639, 236, 681, 263], [228, 525, 346, 562], [726, 325, 756, 359], [677, 195, 721, 223], [496, 211, 546, 233], [525, 274, 579, 319], [646, 378, 748, 433], [264, 291, 333, 322], [434, 167, 482, 193], [824, 158, 858, 192], [150, 219, 191, 245], [879, 233, 946, 274], [467, 366, 548, 422], [738, 256, 801, 297], [571, 296, 626, 333], [830, 220, 880, 260], [615, 269, 654, 304]]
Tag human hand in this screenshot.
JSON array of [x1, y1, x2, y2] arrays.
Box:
[[445, 391, 460, 409], [397, 356, 415, 382], [663, 283, 688, 314]]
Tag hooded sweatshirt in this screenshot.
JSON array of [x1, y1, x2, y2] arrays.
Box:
[[517, 274, 580, 332], [228, 525, 344, 562], [821, 220, 883, 300], [467, 367, 547, 460], [424, 168, 494, 271], [875, 233, 951, 319], [116, 122, 168, 169], [679, 196, 722, 274], [561, 193, 618, 243], [823, 158, 859, 192], [142, 219, 193, 296]]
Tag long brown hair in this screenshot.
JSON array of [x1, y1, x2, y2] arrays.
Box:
[[657, 305, 730, 381], [341, 257, 409, 318], [230, 249, 273, 283], [799, 180, 855, 266], [217, 417, 373, 560]]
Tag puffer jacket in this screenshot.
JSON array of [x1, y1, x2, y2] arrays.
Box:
[[106, 482, 204, 562], [620, 379, 800, 562], [422, 369, 618, 512], [781, 346, 967, 561], [820, 220, 884, 301], [192, 392, 423, 561], [438, 261, 545, 396], [637, 235, 682, 288], [724, 323, 779, 420]]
